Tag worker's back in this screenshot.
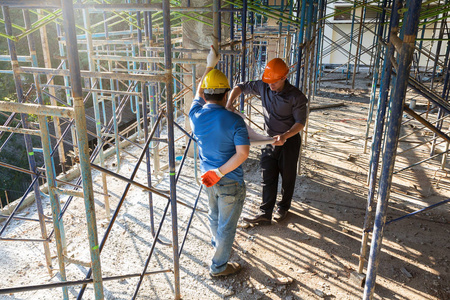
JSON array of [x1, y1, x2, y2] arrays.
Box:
[[189, 100, 249, 183]]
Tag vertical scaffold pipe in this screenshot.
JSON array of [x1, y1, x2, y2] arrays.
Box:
[[302, 0, 314, 94], [303, 0, 316, 144], [286, 0, 294, 65], [314, 0, 326, 95], [248, 10, 254, 118], [295, 0, 308, 177], [440, 46, 450, 168], [346, 1, 357, 84], [38, 116, 70, 300], [359, 0, 399, 275], [146, 3, 161, 177], [162, 0, 181, 298], [218, 0, 222, 44], [316, 0, 327, 92], [240, 0, 247, 114], [192, 65, 201, 184], [22, 8, 54, 276], [82, 8, 111, 221], [363, 1, 421, 299], [60, 0, 105, 299], [295, 0, 306, 89], [213, 0, 219, 53], [38, 9, 67, 174], [230, 4, 235, 88], [297, 0, 314, 176], [55, 22, 78, 163], [142, 4, 156, 238], [277, 0, 284, 58], [430, 14, 448, 156], [2, 3, 70, 298], [309, 0, 318, 101], [363, 0, 389, 154], [142, 83, 157, 238], [351, 0, 366, 89], [135, 2, 143, 140]]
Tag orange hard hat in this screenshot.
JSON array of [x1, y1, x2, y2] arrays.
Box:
[[262, 58, 289, 84]]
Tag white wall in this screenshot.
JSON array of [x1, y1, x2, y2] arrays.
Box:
[[322, 2, 447, 71]]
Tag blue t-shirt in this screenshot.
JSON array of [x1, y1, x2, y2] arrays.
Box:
[[189, 97, 250, 183]]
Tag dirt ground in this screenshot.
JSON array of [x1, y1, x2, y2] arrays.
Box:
[[0, 73, 449, 299]]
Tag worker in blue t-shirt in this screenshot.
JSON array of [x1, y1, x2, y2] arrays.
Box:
[[226, 58, 308, 224], [189, 46, 250, 277]]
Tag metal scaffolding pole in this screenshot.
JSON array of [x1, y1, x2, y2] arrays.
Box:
[[359, 0, 401, 276], [38, 9, 67, 174], [295, 0, 306, 89], [346, 1, 357, 84], [60, 0, 104, 298], [162, 0, 181, 298], [82, 7, 111, 220], [351, 0, 366, 89], [363, 0, 421, 298], [363, 0, 389, 154], [21, 7, 55, 276], [430, 7, 450, 156]]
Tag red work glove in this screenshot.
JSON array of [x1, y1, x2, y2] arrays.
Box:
[[201, 168, 224, 187]]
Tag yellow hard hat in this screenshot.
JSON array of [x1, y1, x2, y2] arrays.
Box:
[[201, 69, 231, 94]]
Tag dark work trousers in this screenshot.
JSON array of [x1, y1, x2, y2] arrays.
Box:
[[260, 133, 301, 216]]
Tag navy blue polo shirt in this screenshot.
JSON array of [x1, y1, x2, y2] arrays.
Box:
[[237, 80, 308, 136], [189, 97, 250, 183]]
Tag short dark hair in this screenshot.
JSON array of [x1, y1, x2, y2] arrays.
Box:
[[204, 92, 227, 101]]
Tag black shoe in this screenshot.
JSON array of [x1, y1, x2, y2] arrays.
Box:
[[273, 208, 288, 222], [243, 212, 271, 224], [210, 262, 241, 277]]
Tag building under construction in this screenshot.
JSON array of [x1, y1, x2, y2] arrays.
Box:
[[0, 0, 449, 299]]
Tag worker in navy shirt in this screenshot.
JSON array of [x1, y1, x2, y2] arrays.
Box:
[[189, 46, 250, 277], [226, 58, 308, 224]]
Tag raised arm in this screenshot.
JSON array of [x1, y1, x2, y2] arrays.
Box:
[[195, 46, 219, 99]]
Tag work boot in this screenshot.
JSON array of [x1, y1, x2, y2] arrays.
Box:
[[210, 262, 241, 277], [243, 212, 271, 224], [273, 208, 288, 222]]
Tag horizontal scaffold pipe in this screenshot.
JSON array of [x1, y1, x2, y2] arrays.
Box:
[[0, 125, 40, 136], [80, 4, 211, 13], [18, 67, 168, 82], [223, 0, 301, 27], [142, 47, 241, 55], [72, 27, 182, 40], [0, 102, 74, 118], [51, 187, 84, 198], [0, 0, 60, 8], [0, 270, 172, 294], [1, 1, 211, 12], [42, 84, 142, 97], [219, 8, 243, 12], [0, 214, 52, 223], [0, 55, 32, 62], [91, 55, 206, 65]]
